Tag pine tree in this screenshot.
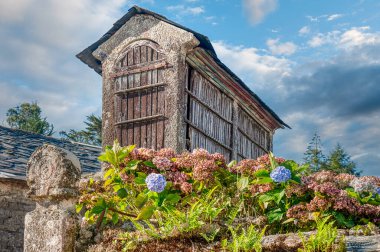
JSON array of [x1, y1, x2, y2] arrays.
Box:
[[303, 133, 326, 172], [6, 102, 54, 136], [322, 143, 361, 176], [60, 114, 102, 146]]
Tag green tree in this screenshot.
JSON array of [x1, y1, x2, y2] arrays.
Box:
[[322, 143, 361, 176], [60, 114, 102, 146], [303, 133, 326, 172], [6, 102, 54, 136]]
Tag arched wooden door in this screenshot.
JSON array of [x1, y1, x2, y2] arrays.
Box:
[[112, 40, 170, 149]]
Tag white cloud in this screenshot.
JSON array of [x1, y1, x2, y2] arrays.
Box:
[[0, 0, 131, 132], [212, 41, 292, 92], [298, 26, 310, 35], [327, 13, 343, 21], [166, 5, 205, 16], [243, 0, 277, 25], [307, 26, 380, 50], [266, 38, 297, 55], [339, 26, 380, 48], [307, 31, 341, 47]]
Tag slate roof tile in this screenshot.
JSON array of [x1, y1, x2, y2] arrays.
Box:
[[0, 126, 101, 180]]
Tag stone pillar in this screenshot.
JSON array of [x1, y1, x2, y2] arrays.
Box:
[[24, 144, 81, 252]]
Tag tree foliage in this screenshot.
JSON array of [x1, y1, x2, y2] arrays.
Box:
[[60, 114, 102, 146], [6, 102, 54, 136], [303, 133, 326, 172], [322, 143, 361, 176]]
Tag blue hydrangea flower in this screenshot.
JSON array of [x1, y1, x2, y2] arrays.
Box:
[[270, 166, 291, 183], [145, 173, 167, 193], [376, 187, 380, 195]]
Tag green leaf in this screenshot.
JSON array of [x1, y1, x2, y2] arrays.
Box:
[[259, 194, 274, 203], [135, 193, 148, 209], [256, 177, 274, 184], [275, 189, 286, 204], [117, 150, 129, 161], [282, 217, 295, 224], [254, 169, 270, 178], [333, 212, 355, 228], [134, 176, 146, 185], [98, 153, 108, 162], [137, 205, 156, 220], [104, 178, 113, 187], [113, 184, 122, 192], [282, 160, 298, 172], [112, 212, 119, 225], [91, 205, 105, 214], [117, 188, 128, 198], [227, 160, 237, 168], [126, 160, 140, 170], [136, 172, 147, 179], [143, 160, 155, 168], [76, 203, 84, 214], [126, 145, 136, 153], [103, 168, 114, 179], [268, 152, 278, 171], [267, 208, 284, 223], [237, 176, 249, 191], [165, 193, 181, 204]]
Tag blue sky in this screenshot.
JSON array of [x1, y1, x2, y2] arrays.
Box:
[[1, 0, 380, 175]]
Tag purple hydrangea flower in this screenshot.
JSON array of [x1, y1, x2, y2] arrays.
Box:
[[145, 173, 167, 193], [270, 166, 291, 183]]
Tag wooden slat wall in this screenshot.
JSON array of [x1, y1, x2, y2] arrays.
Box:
[[186, 70, 233, 159], [186, 68, 272, 161], [236, 107, 270, 160], [114, 44, 166, 149]]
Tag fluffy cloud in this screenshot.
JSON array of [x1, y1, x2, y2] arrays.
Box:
[[308, 26, 380, 49], [212, 41, 292, 90], [243, 0, 277, 25], [212, 27, 380, 176], [0, 0, 131, 131], [266, 38, 297, 55]]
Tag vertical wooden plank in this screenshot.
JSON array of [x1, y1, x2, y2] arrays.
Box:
[[146, 70, 152, 148], [134, 74, 141, 147], [140, 45, 147, 64], [127, 74, 134, 146], [157, 68, 165, 149]]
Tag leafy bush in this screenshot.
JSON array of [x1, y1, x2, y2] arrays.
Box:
[[78, 140, 380, 250]]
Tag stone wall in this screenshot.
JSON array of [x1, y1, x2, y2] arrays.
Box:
[[0, 178, 35, 252]]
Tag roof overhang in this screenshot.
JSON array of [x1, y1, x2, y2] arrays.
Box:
[[76, 5, 290, 130]]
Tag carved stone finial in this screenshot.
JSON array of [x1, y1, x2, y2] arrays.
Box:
[[24, 145, 81, 252], [26, 144, 81, 200]]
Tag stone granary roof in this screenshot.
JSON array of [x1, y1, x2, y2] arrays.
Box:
[[0, 126, 101, 180], [76, 5, 290, 129]]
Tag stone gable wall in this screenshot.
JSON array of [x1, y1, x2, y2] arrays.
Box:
[[0, 178, 35, 252]]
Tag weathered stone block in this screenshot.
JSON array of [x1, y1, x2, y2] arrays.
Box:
[[27, 144, 81, 200], [24, 144, 81, 252], [24, 203, 77, 252]]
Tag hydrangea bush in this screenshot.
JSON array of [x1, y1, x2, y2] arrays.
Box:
[[77, 140, 380, 249]]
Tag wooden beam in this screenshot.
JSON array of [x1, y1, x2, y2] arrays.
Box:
[[114, 82, 166, 95], [111, 60, 171, 78], [115, 114, 165, 126]]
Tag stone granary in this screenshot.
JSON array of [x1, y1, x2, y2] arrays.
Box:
[[78, 6, 289, 161], [0, 126, 101, 252]]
